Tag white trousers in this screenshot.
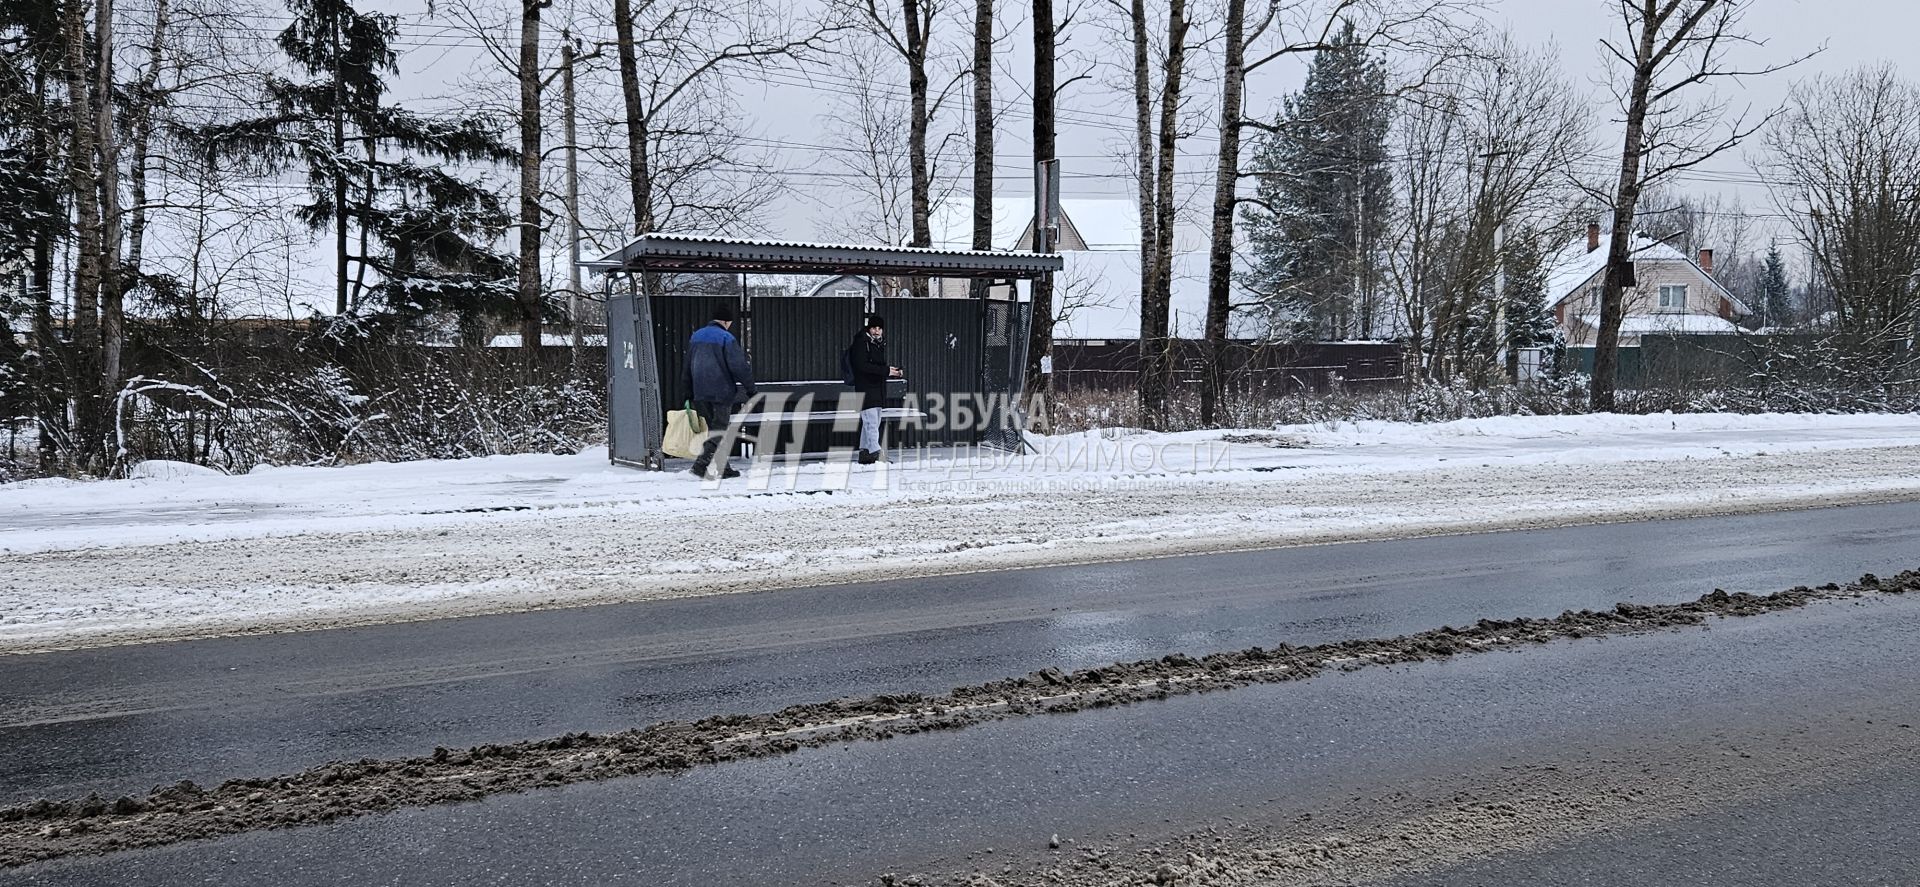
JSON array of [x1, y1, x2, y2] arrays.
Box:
[[859, 407, 882, 453]]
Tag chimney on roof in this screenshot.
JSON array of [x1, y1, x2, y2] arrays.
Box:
[[1587, 222, 1601, 253], [1698, 248, 1714, 274]]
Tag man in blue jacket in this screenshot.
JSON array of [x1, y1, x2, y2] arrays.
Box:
[[684, 303, 755, 479]]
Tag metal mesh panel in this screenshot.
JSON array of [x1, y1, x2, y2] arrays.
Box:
[[979, 301, 1031, 453]]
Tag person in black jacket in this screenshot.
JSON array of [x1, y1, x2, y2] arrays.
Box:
[[683, 304, 755, 479], [846, 313, 900, 464]]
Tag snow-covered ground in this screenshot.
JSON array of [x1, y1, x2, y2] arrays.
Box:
[[5, 412, 1920, 653]]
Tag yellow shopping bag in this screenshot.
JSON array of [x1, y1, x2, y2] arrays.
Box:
[[662, 402, 707, 459]]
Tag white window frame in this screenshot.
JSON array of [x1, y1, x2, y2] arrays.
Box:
[[1658, 284, 1688, 310]]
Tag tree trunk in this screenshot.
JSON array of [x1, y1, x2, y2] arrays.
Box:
[[563, 37, 586, 378], [97, 0, 126, 463], [63, 0, 105, 472], [351, 137, 373, 309], [1129, 0, 1154, 277], [28, 67, 59, 467], [1128, 0, 1155, 424], [31, 226, 58, 468], [1139, 0, 1185, 431], [331, 10, 349, 315], [900, 0, 933, 295], [904, 0, 932, 250], [1023, 0, 1056, 418], [517, 0, 545, 369], [612, 0, 652, 234], [126, 0, 170, 285], [1199, 0, 1243, 427], [970, 0, 993, 259], [1592, 14, 1660, 412]]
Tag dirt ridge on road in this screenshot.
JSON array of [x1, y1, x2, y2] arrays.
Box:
[[3, 571, 1916, 868]]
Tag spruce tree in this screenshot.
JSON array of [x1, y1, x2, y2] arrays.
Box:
[[1760, 245, 1792, 328], [205, 0, 515, 334], [1501, 238, 1558, 376], [1241, 20, 1391, 341], [1, 0, 71, 467]]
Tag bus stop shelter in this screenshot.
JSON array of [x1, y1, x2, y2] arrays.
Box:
[[587, 234, 1063, 469]]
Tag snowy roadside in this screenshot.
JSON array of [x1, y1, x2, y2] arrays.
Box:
[[4, 412, 1920, 653]]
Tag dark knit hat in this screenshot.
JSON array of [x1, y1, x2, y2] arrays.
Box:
[[712, 303, 736, 323], [864, 313, 885, 330]]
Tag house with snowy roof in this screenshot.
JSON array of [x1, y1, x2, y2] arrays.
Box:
[[927, 197, 1143, 253], [920, 196, 1233, 340], [1547, 222, 1751, 347], [922, 197, 1151, 303]]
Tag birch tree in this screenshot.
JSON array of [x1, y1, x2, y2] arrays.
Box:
[[1109, 0, 1187, 430]]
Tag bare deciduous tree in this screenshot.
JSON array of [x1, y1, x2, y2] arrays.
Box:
[[61, 0, 108, 470], [971, 0, 994, 263], [1764, 64, 1920, 349], [841, 0, 949, 251], [1200, 0, 1483, 424], [814, 51, 920, 247], [1587, 0, 1811, 410], [517, 0, 552, 365], [1108, 0, 1188, 430], [1384, 37, 1592, 383], [608, 0, 836, 235]]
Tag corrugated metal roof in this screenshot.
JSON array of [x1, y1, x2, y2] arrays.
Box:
[[588, 233, 1064, 279]]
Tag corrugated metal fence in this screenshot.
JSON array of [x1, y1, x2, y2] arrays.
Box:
[[876, 297, 984, 446], [747, 297, 868, 383], [1050, 339, 1405, 395], [638, 294, 1032, 450], [649, 296, 743, 411]]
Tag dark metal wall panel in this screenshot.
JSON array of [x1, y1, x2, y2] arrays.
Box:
[[748, 297, 868, 382], [876, 297, 985, 446], [1046, 340, 1406, 395], [649, 295, 744, 411]]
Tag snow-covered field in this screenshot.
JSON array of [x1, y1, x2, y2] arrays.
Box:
[[5, 412, 1920, 653]]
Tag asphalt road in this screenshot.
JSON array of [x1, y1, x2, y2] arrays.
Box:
[[9, 576, 1920, 885], [3, 503, 1919, 885], [3, 502, 1918, 809]]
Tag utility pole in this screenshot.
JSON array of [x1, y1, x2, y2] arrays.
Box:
[[1024, 0, 1058, 428], [562, 35, 585, 377], [1493, 221, 1510, 382], [1352, 177, 1362, 340]]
